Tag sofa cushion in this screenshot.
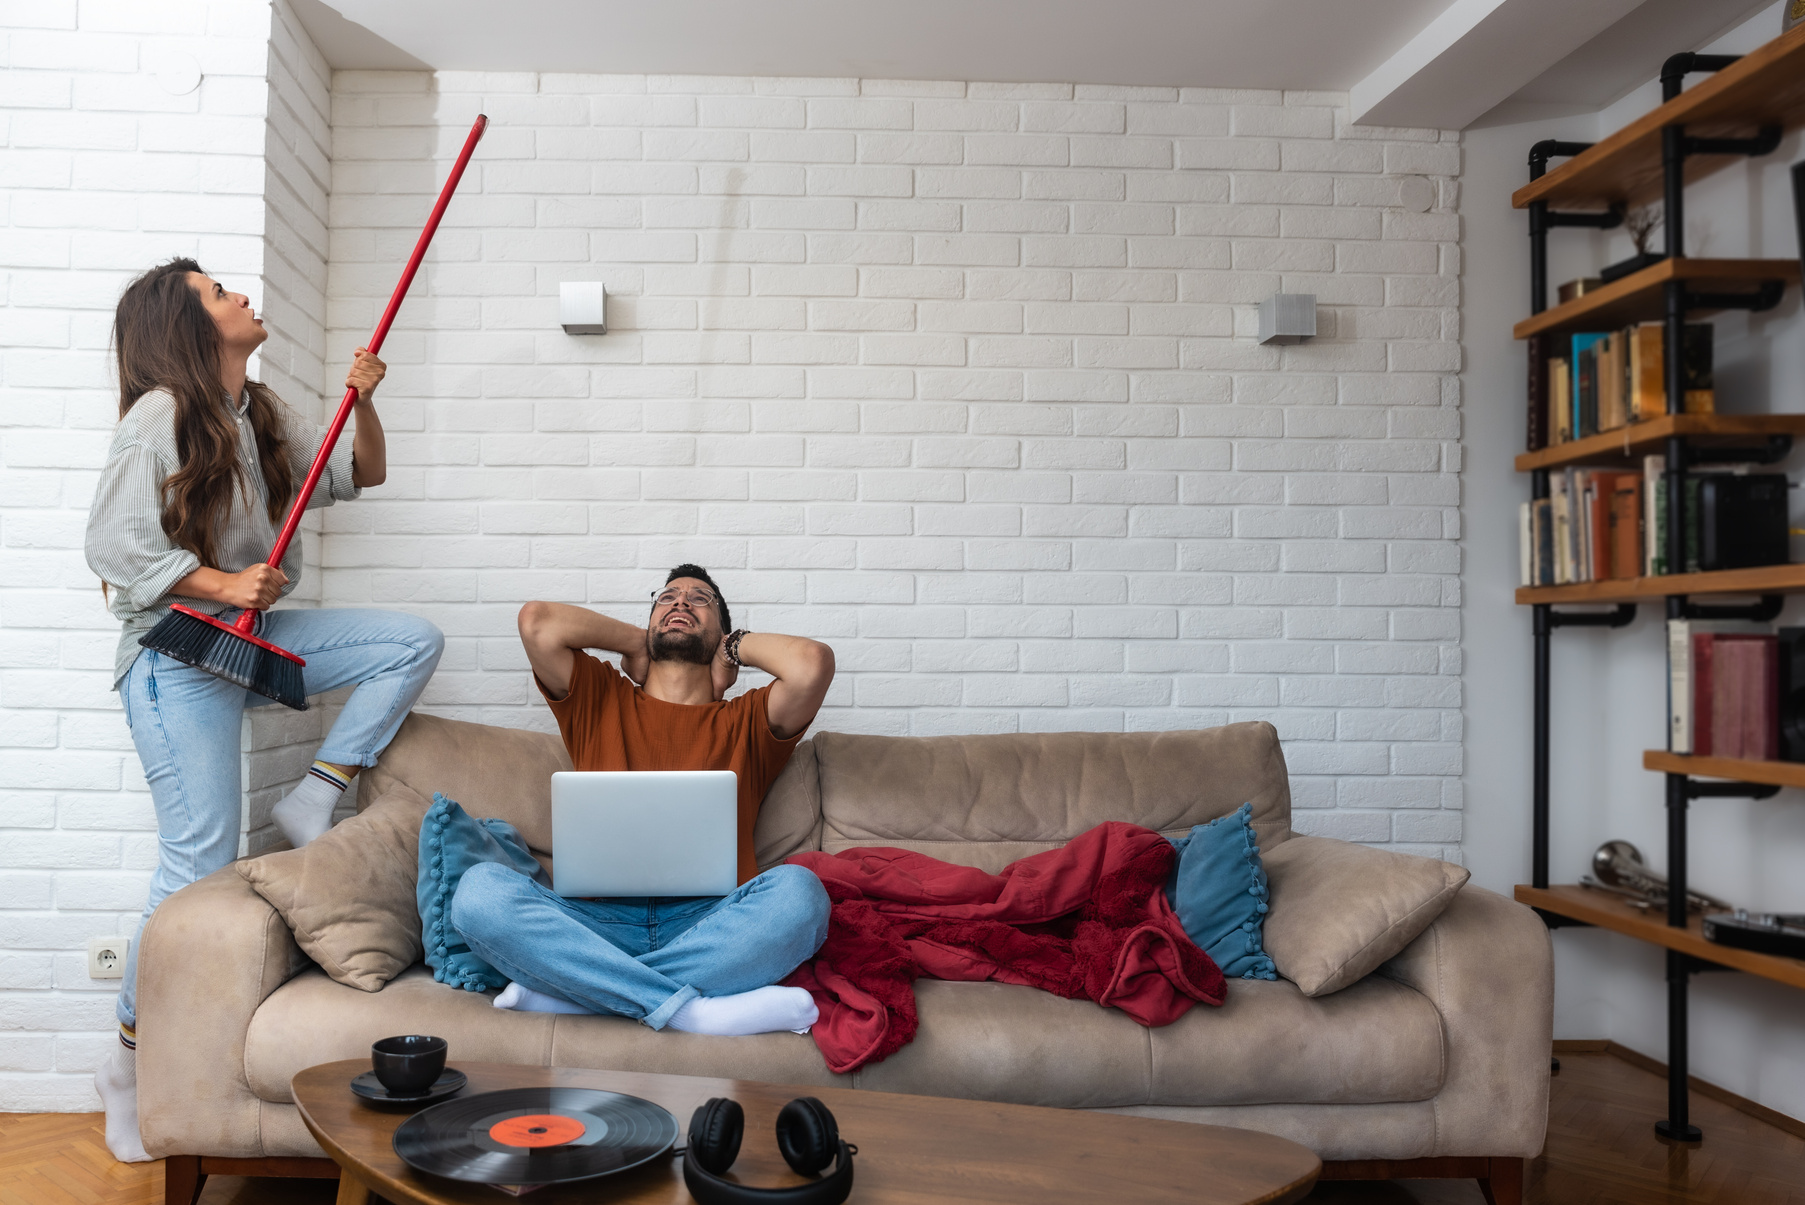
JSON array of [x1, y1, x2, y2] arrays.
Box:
[[245, 969, 1442, 1112], [358, 713, 568, 857], [810, 722, 1292, 872], [1262, 836, 1471, 997], [1167, 803, 1276, 981], [236, 787, 431, 991], [419, 794, 548, 993], [244, 967, 838, 1102], [857, 976, 1442, 1108], [357, 711, 825, 871]]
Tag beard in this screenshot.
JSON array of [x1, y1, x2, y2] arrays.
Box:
[[649, 626, 714, 665]]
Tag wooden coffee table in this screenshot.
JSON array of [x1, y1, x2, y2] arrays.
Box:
[[294, 1060, 1319, 1205]]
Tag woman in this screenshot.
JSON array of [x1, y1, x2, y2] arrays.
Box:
[[84, 259, 444, 1161]]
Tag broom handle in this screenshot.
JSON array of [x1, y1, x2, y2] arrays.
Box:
[[236, 113, 488, 635]]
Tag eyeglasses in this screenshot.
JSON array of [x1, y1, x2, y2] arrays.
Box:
[[651, 587, 718, 611]]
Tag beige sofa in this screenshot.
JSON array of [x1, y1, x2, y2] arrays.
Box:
[[138, 715, 1550, 1202]]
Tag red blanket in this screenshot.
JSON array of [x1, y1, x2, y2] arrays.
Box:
[[783, 821, 1226, 1074]]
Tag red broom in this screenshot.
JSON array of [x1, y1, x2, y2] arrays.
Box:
[[139, 114, 489, 710]]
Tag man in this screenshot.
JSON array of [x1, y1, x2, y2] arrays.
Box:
[[448, 565, 835, 1036]]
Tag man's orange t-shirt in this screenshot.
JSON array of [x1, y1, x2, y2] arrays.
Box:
[[538, 651, 804, 885]]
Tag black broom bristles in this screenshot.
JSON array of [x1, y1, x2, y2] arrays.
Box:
[[139, 608, 309, 711]]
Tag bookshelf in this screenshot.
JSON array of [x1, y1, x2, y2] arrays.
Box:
[[1643, 750, 1805, 792], [1510, 26, 1805, 1143], [1511, 258, 1799, 341], [1516, 564, 1805, 606], [1514, 414, 1805, 473], [1514, 886, 1805, 992], [1511, 25, 1805, 211]]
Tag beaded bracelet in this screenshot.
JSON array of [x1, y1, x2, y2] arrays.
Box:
[[723, 628, 750, 667]]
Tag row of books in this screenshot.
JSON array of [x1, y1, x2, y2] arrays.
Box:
[[1528, 322, 1714, 450], [1668, 621, 1781, 760], [1518, 456, 1683, 586]]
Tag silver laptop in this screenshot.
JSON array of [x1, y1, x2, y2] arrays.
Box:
[[549, 770, 738, 897]]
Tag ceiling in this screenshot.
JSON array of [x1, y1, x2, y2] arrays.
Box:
[[292, 0, 1781, 130]]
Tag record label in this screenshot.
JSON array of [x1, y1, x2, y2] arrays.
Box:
[[489, 1114, 586, 1148], [393, 1087, 678, 1186]]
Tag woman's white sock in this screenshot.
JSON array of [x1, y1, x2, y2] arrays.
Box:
[[95, 1043, 150, 1163], [272, 762, 351, 848], [493, 981, 592, 1014], [665, 986, 818, 1036]]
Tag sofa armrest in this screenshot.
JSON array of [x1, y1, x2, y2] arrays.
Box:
[[135, 864, 310, 1158], [1378, 884, 1553, 1159]]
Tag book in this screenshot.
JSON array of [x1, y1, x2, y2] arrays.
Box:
[[1549, 357, 1572, 443], [1609, 475, 1643, 580], [1597, 330, 1627, 431], [1693, 633, 1780, 759], [1570, 332, 1608, 438], [1533, 497, 1553, 586], [1576, 341, 1597, 438], [1682, 323, 1715, 413], [1644, 454, 1664, 575], [1648, 470, 1703, 575], [1519, 501, 1533, 587], [1623, 322, 1716, 418], [1551, 472, 1574, 584], [1527, 334, 1548, 451], [1628, 323, 1664, 421]]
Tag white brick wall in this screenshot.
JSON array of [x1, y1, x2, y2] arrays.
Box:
[[0, 0, 332, 1109], [2, 20, 1464, 1112], [325, 71, 1465, 846]]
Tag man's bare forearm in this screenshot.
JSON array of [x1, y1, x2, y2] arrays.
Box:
[[518, 601, 646, 699], [735, 632, 827, 682], [737, 632, 834, 739]]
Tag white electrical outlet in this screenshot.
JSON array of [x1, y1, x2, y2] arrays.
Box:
[[88, 936, 128, 979]]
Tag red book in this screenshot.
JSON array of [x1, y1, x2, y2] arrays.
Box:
[[1752, 635, 1779, 760], [1608, 476, 1643, 580], [1713, 638, 1744, 759], [1709, 635, 1780, 759], [1589, 476, 1613, 582], [1692, 633, 1716, 757]]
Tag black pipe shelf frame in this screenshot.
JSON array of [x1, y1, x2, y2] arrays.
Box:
[[1512, 44, 1805, 1147]]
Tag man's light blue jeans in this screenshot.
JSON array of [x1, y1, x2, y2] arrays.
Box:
[[450, 861, 832, 1028], [117, 606, 444, 1027]]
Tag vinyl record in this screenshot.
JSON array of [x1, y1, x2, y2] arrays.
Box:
[[393, 1087, 678, 1185]]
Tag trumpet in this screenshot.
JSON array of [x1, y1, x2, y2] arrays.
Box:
[[1580, 840, 1732, 914]]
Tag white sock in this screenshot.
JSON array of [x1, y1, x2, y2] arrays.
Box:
[[494, 981, 592, 1015], [665, 986, 819, 1037], [272, 762, 352, 848], [95, 1042, 150, 1163]]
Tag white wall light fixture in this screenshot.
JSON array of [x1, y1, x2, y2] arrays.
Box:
[[559, 282, 607, 334], [1257, 293, 1316, 345]]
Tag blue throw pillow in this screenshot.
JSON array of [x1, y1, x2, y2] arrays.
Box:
[[1165, 802, 1277, 981], [418, 793, 548, 992]]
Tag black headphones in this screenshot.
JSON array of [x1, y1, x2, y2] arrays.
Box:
[[682, 1096, 856, 1205]]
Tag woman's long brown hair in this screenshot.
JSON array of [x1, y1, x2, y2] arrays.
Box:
[[113, 259, 293, 570]]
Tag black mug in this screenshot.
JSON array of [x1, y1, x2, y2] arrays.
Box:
[[371, 1034, 447, 1096]]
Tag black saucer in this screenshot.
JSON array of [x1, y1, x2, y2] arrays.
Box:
[[350, 1067, 467, 1108]]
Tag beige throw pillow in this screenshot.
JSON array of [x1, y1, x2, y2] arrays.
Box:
[[238, 785, 431, 991], [1261, 835, 1470, 997]]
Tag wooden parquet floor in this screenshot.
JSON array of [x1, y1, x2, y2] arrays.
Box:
[[3, 1052, 1801, 1204]]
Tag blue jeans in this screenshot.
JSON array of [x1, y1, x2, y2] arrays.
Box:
[[117, 606, 444, 1027], [450, 861, 831, 1029]]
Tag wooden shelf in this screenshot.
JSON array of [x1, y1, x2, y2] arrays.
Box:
[[1511, 25, 1805, 212], [1515, 414, 1805, 472], [1515, 563, 1805, 606], [1644, 750, 1805, 791], [1515, 885, 1805, 991], [1513, 258, 1800, 342]]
